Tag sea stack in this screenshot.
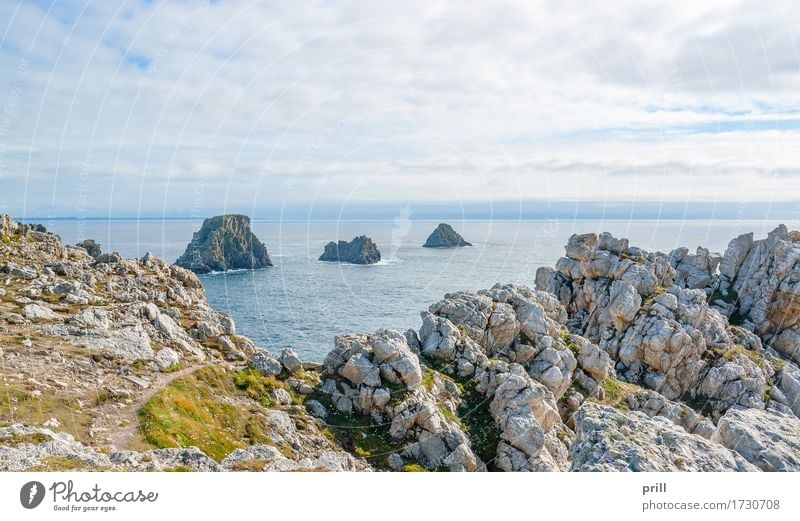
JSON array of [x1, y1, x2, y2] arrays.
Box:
[[319, 235, 381, 265], [423, 223, 472, 248], [175, 214, 272, 274]]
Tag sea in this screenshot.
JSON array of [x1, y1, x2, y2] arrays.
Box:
[[37, 218, 799, 362]]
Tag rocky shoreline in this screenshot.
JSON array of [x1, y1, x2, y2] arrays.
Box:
[[1, 214, 799, 472]]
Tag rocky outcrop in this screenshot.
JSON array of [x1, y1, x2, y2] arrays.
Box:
[[712, 406, 800, 471], [76, 239, 102, 258], [3, 213, 800, 473], [319, 235, 381, 264], [0, 215, 364, 473], [423, 223, 472, 248], [175, 214, 272, 274], [571, 403, 756, 471]]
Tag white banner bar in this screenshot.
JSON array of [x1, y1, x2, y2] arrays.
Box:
[[2, 472, 798, 520]]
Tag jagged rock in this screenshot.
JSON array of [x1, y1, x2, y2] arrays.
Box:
[[423, 223, 472, 248], [716, 225, 800, 341], [76, 239, 102, 258], [280, 348, 303, 374], [625, 389, 714, 437], [249, 350, 282, 376], [571, 403, 757, 471], [111, 447, 223, 472], [2, 262, 37, 279], [319, 235, 381, 264], [70, 308, 109, 329], [712, 406, 800, 471], [175, 214, 272, 274]]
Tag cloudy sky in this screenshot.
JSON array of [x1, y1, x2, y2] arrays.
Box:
[[1, 0, 799, 218]]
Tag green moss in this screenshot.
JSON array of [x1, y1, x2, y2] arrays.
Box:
[[402, 463, 426, 472], [1, 234, 10, 245]]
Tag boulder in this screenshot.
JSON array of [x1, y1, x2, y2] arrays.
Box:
[[249, 350, 282, 376]]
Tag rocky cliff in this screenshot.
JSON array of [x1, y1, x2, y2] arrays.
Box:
[[319, 235, 381, 264], [175, 214, 272, 274], [423, 223, 472, 248], [2, 216, 799, 472]]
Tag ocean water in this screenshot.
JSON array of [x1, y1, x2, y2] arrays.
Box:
[[40, 218, 799, 362]]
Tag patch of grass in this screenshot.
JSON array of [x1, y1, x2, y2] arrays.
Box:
[[130, 359, 149, 372], [233, 368, 287, 407], [318, 405, 405, 467], [706, 344, 766, 370], [230, 459, 268, 472], [1, 432, 52, 446], [772, 357, 786, 372], [588, 378, 639, 410], [560, 330, 579, 355], [402, 463, 426, 472], [95, 389, 110, 405], [29, 456, 98, 471], [162, 362, 182, 373], [1, 234, 9, 245], [164, 466, 193, 472], [0, 383, 93, 442], [138, 366, 280, 462], [458, 381, 501, 469], [39, 293, 66, 304]]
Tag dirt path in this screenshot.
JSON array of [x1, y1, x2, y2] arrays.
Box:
[[102, 365, 204, 450]]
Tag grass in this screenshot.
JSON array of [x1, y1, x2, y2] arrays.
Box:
[[0, 383, 93, 441], [706, 344, 766, 370], [29, 456, 99, 471], [458, 381, 501, 469], [138, 366, 284, 461], [0, 432, 52, 446], [586, 378, 639, 410], [402, 463, 426, 472], [560, 330, 579, 355]]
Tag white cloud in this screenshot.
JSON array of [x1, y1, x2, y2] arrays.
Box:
[[1, 0, 799, 216]]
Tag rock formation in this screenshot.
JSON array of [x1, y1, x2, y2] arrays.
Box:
[[2, 214, 800, 472], [76, 239, 102, 258], [319, 235, 381, 264], [175, 214, 272, 274], [423, 223, 472, 248]]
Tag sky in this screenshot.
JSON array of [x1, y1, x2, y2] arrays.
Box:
[[0, 0, 799, 219]]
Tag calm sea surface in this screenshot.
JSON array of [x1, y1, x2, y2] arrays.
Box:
[[41, 218, 799, 362]]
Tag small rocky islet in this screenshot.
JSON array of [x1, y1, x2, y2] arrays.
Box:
[[1, 212, 800, 472], [423, 223, 472, 248], [319, 235, 381, 265], [175, 214, 272, 274]]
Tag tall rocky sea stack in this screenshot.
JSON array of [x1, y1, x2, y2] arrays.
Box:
[[423, 223, 472, 248], [319, 235, 381, 264], [175, 214, 272, 274], [2, 212, 800, 473]]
